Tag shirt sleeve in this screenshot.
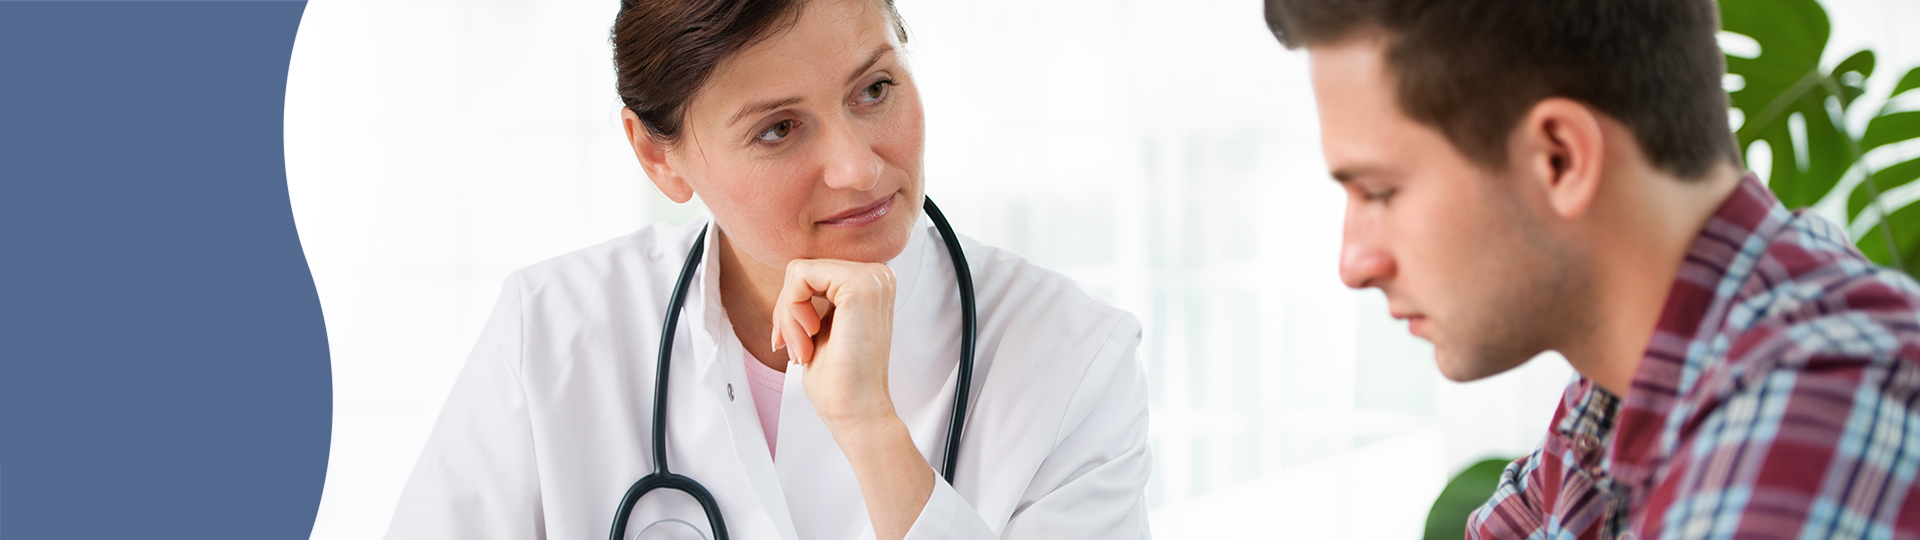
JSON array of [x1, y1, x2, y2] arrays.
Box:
[[1633, 349, 1920, 539], [1468, 377, 1593, 540], [385, 275, 545, 540], [1466, 441, 1554, 539], [901, 314, 1153, 540]]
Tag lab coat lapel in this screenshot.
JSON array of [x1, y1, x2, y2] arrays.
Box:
[[888, 213, 930, 313], [776, 364, 870, 539], [687, 219, 803, 540], [884, 220, 966, 472]]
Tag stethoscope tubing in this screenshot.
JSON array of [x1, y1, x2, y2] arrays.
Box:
[[923, 200, 976, 483], [613, 225, 727, 540]]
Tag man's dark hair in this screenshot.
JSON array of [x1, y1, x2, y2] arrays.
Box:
[[1265, 0, 1738, 179]]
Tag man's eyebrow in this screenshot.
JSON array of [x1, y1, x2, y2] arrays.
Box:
[[845, 46, 894, 85], [728, 96, 803, 128], [1328, 162, 1386, 183]]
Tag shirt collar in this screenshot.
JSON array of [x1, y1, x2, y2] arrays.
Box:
[[1586, 173, 1788, 472]]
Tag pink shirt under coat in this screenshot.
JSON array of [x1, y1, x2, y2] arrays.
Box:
[[742, 352, 785, 459]]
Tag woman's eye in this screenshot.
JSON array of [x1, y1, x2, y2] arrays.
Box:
[[856, 79, 893, 104], [756, 120, 794, 142]]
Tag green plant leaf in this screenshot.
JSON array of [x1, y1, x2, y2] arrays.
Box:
[[1725, 0, 1920, 277], [1846, 157, 1920, 220], [1424, 458, 1512, 540], [1721, 0, 1854, 209], [1721, 0, 1827, 135], [1746, 89, 1855, 209], [1861, 111, 1920, 152], [1893, 67, 1920, 100], [1856, 199, 1920, 274], [1845, 110, 1920, 223], [1832, 50, 1875, 108], [1721, 0, 1829, 69]]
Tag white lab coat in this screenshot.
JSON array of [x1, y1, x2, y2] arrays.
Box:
[[385, 213, 1151, 540]]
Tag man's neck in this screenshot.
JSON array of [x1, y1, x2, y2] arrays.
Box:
[[1565, 160, 1745, 396], [716, 229, 792, 372]]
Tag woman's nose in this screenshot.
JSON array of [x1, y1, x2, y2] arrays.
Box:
[[819, 120, 883, 191]]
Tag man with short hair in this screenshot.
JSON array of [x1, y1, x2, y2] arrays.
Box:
[[1261, 0, 1920, 538]]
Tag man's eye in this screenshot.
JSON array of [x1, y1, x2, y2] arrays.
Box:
[[1364, 188, 1398, 202], [757, 120, 794, 142], [856, 79, 894, 104]]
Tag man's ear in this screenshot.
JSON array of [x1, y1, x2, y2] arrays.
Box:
[[1509, 98, 1604, 220], [622, 108, 695, 204]]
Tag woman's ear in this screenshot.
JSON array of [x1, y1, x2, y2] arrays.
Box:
[[622, 108, 696, 204], [1509, 98, 1604, 220]]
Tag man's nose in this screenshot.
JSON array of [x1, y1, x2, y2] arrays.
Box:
[[1339, 245, 1395, 289], [1339, 225, 1395, 290], [820, 119, 883, 191]]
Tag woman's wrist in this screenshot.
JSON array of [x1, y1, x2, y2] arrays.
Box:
[[826, 412, 934, 540], [820, 401, 904, 441], [809, 366, 901, 434]]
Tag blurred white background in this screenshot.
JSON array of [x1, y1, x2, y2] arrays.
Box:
[[285, 0, 1920, 538]]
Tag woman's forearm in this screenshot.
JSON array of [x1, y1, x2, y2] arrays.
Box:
[[830, 414, 935, 540]]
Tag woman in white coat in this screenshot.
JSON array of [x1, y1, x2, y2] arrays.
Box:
[[385, 0, 1150, 538]]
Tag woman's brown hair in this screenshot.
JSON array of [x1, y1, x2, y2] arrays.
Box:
[[612, 0, 908, 147]]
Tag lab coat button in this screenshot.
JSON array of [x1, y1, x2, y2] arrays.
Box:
[[727, 383, 734, 401]]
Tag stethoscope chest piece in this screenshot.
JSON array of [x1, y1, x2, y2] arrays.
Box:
[[628, 517, 709, 540]]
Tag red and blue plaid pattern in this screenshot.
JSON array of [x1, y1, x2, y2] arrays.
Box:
[[1467, 175, 1920, 540]]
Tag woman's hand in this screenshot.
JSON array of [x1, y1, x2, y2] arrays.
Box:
[[772, 259, 932, 540], [770, 259, 899, 427]]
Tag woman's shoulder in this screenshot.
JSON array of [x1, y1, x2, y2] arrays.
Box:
[[948, 236, 1147, 456], [508, 219, 706, 291], [957, 235, 1143, 355], [488, 220, 707, 323]]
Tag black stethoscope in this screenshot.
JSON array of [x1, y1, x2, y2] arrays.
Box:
[[611, 198, 977, 540]]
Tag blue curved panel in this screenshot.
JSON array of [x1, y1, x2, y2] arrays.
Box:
[[0, 2, 328, 538]]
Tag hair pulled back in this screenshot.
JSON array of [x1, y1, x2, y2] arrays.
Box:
[[612, 0, 907, 147]]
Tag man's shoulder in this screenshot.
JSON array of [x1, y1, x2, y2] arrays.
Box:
[[1709, 209, 1920, 394], [1640, 211, 1920, 540]]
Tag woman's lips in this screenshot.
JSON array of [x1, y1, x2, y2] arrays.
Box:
[[816, 194, 896, 228]]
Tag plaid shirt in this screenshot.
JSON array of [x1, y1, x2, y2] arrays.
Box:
[[1466, 174, 1920, 540]]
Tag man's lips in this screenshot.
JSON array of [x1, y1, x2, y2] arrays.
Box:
[[1395, 313, 1429, 337], [816, 194, 895, 227], [1390, 305, 1425, 327]]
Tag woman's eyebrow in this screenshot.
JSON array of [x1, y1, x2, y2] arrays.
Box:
[[725, 46, 895, 129], [845, 46, 894, 85], [728, 96, 803, 128]]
